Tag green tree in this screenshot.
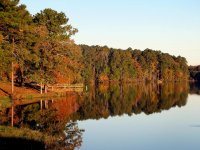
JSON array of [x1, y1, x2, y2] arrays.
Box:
[[0, 0, 33, 85], [33, 8, 78, 38], [28, 8, 79, 87]]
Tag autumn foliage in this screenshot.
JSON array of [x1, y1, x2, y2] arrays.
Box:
[[0, 0, 189, 87]]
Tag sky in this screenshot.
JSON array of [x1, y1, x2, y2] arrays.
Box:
[[20, 0, 200, 65]]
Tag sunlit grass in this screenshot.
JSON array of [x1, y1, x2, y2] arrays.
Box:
[[0, 97, 12, 109]]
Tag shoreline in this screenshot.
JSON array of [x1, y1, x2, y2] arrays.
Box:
[[0, 82, 82, 100]]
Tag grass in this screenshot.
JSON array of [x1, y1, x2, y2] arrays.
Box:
[[0, 82, 82, 99], [0, 82, 81, 110], [0, 126, 57, 146], [0, 96, 10, 101], [0, 97, 12, 109], [13, 92, 65, 100]]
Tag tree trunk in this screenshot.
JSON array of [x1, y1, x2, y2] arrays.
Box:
[[11, 62, 14, 94], [40, 82, 43, 94]]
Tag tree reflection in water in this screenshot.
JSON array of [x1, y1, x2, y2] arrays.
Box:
[[64, 121, 84, 150], [0, 93, 84, 150], [72, 82, 189, 121], [190, 82, 200, 95], [0, 82, 199, 149], [20, 97, 84, 150]]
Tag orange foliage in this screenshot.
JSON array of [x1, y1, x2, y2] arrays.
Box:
[[50, 93, 80, 120]]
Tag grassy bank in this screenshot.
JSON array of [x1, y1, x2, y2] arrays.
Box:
[[0, 82, 77, 100], [0, 126, 56, 146]]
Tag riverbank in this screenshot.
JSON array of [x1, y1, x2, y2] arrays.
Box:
[[0, 82, 38, 96], [0, 82, 70, 100], [0, 125, 57, 149]]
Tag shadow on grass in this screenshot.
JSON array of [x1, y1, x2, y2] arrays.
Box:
[[0, 87, 11, 98], [0, 137, 45, 150]]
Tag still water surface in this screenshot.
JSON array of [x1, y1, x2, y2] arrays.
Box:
[[79, 94, 200, 150], [0, 82, 200, 150]]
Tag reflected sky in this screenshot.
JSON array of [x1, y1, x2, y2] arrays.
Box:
[[78, 94, 200, 150]]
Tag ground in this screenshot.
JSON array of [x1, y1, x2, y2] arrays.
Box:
[[0, 82, 39, 97]]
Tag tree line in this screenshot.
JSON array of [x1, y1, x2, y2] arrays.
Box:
[[189, 65, 200, 81], [81, 45, 188, 84], [0, 0, 189, 87]]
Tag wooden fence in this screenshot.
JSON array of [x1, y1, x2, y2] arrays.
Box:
[[47, 83, 84, 92]]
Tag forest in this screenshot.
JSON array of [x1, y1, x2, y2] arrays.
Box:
[[81, 45, 188, 83], [189, 65, 200, 81], [0, 0, 189, 87]]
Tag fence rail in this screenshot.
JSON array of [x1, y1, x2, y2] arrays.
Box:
[[47, 83, 84, 92], [47, 84, 84, 88]]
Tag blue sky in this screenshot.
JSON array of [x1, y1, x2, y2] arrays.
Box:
[[20, 0, 200, 65]]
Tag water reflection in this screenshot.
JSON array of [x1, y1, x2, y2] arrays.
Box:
[[190, 82, 200, 95], [0, 93, 84, 150], [0, 82, 199, 149], [73, 82, 189, 121]]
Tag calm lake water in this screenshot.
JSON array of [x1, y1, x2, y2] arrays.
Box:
[[0, 82, 200, 150]]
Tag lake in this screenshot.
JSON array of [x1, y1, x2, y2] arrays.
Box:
[[0, 82, 200, 150]]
